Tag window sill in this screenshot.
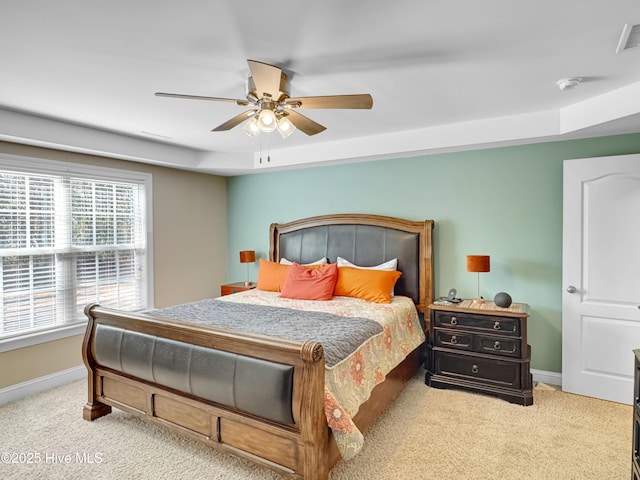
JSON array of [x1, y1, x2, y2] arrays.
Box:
[[0, 322, 88, 353]]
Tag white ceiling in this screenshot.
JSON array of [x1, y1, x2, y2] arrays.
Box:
[[2, 1, 640, 176]]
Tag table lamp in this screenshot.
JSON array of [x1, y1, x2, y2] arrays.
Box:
[[467, 255, 490, 305], [239, 250, 256, 286]]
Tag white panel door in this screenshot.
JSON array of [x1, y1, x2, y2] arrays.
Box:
[[562, 153, 640, 404]]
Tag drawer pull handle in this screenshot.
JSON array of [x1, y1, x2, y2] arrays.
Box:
[[450, 316, 458, 326], [471, 365, 479, 374], [493, 321, 501, 330], [450, 336, 458, 344], [494, 341, 502, 350]]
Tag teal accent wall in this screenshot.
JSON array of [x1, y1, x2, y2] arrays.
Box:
[[227, 133, 640, 373]]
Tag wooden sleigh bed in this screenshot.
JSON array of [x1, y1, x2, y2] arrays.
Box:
[[82, 213, 434, 480]]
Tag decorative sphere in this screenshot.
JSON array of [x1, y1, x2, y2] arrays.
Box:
[[494, 292, 512, 308]]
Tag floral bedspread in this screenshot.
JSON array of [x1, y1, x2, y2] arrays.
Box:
[[218, 290, 425, 460]]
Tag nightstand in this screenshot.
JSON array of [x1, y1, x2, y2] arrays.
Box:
[[426, 300, 533, 406], [220, 281, 256, 296]]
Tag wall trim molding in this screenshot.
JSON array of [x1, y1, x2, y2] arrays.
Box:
[[0, 365, 85, 405], [531, 368, 562, 386]]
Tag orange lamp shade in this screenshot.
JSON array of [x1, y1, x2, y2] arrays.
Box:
[[466, 255, 490, 273], [239, 250, 256, 263]]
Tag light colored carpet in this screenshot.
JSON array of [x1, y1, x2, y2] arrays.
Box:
[[0, 372, 632, 480]]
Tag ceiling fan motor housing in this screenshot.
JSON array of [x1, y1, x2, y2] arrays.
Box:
[[246, 72, 290, 103]]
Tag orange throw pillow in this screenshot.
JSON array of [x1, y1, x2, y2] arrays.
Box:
[[334, 267, 402, 304], [280, 263, 339, 301], [256, 259, 291, 292]]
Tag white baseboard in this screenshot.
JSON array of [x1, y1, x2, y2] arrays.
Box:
[[531, 368, 562, 386], [0, 365, 85, 405]]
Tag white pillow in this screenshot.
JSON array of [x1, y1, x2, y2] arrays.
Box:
[[336, 256, 397, 271], [279, 257, 328, 266]]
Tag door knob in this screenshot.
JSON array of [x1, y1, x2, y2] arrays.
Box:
[[566, 285, 577, 294]]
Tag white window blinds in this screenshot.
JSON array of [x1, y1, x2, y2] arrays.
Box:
[[0, 163, 148, 338]]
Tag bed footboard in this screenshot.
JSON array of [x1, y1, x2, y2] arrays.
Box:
[[82, 304, 329, 480]]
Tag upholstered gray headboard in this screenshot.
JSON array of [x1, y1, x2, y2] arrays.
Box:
[[269, 214, 434, 313]]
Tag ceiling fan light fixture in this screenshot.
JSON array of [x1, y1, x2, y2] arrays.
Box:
[[257, 108, 277, 132], [243, 117, 260, 137], [277, 116, 296, 138]]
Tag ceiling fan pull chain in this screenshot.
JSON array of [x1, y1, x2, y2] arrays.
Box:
[[267, 133, 271, 163]]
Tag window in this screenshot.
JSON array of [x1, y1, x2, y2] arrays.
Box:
[[0, 155, 151, 345]]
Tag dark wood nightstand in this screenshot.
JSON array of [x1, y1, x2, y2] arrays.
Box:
[[220, 281, 256, 296], [426, 299, 533, 406]]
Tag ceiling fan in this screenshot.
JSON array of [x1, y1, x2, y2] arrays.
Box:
[[155, 59, 373, 138]]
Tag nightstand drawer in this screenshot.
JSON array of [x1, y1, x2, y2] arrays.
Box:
[[434, 329, 521, 358], [220, 282, 255, 296], [432, 311, 520, 336], [432, 350, 523, 390], [433, 330, 474, 351], [476, 335, 521, 357], [221, 285, 242, 296]]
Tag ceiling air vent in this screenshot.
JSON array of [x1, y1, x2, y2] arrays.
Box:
[[616, 24, 640, 53]]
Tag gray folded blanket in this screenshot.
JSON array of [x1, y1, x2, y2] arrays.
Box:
[[150, 298, 383, 367]]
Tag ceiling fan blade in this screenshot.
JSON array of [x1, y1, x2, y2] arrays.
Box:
[[285, 110, 326, 136], [212, 110, 257, 132], [247, 60, 283, 99], [284, 94, 373, 109], [155, 92, 251, 106]]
